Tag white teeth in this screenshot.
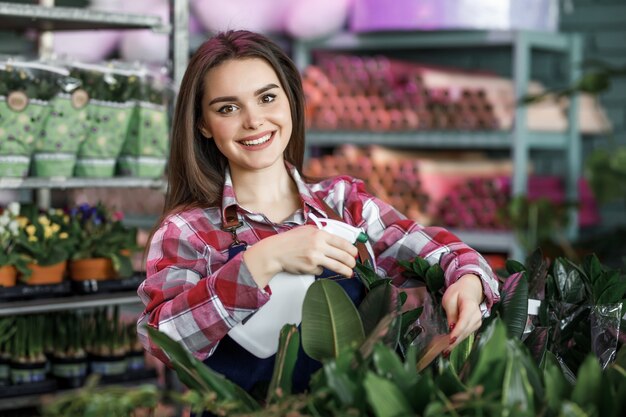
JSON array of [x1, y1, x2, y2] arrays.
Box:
[[241, 133, 271, 146]]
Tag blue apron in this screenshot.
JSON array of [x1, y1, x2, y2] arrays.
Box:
[[196, 244, 365, 415]]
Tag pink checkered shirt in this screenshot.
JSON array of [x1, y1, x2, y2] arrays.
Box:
[[137, 163, 500, 364]]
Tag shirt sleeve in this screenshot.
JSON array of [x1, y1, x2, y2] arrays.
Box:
[[329, 177, 500, 311], [136, 214, 270, 365]]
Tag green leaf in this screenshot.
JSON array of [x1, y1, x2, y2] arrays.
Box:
[[359, 282, 397, 336], [596, 279, 626, 306], [523, 327, 550, 367], [448, 333, 473, 374], [322, 360, 359, 406], [435, 359, 466, 396], [506, 259, 526, 275], [466, 320, 508, 390], [266, 324, 300, 404], [425, 264, 445, 293], [302, 279, 365, 361], [499, 272, 529, 339], [364, 371, 414, 417], [526, 248, 549, 299], [571, 355, 602, 411], [560, 401, 591, 417], [355, 262, 380, 290], [359, 314, 399, 359], [373, 344, 416, 392], [502, 342, 535, 413], [543, 351, 571, 413], [553, 259, 588, 304]]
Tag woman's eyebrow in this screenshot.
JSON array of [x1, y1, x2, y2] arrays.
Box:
[[208, 83, 280, 106]]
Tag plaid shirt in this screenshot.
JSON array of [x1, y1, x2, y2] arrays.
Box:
[[137, 164, 500, 364]]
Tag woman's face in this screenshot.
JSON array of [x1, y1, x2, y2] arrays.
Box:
[[199, 57, 293, 175]]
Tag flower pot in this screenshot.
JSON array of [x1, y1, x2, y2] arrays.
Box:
[[0, 265, 17, 287], [89, 353, 128, 376], [69, 258, 114, 281], [23, 261, 67, 285], [10, 360, 48, 385], [50, 355, 88, 389]]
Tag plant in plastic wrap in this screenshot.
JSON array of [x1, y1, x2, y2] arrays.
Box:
[[32, 67, 90, 178], [0, 61, 58, 177], [519, 250, 626, 374], [118, 72, 170, 178], [70, 64, 139, 177]]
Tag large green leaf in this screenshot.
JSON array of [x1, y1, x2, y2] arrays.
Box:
[[448, 333, 474, 374], [364, 371, 414, 417], [372, 343, 417, 392], [500, 272, 529, 339], [571, 355, 602, 412], [466, 320, 508, 391], [358, 282, 397, 336], [553, 259, 588, 304], [266, 324, 300, 404], [302, 279, 365, 361], [543, 351, 571, 413], [146, 326, 259, 411], [322, 360, 359, 407], [523, 326, 550, 367], [502, 341, 535, 413]]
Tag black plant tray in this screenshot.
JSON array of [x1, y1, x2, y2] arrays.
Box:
[[99, 367, 157, 385], [0, 379, 57, 399], [0, 281, 71, 302], [71, 274, 145, 294]]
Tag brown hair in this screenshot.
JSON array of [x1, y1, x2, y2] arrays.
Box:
[[164, 30, 306, 215]]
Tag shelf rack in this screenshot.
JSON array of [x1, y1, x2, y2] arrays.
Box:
[[294, 30, 583, 259], [0, 177, 166, 190], [0, 2, 168, 32], [0, 290, 140, 317]]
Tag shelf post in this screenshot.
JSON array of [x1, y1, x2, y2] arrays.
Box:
[[169, 0, 189, 89], [565, 34, 582, 241]]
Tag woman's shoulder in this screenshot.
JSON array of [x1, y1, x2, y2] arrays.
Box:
[[159, 205, 223, 232], [309, 174, 368, 195]]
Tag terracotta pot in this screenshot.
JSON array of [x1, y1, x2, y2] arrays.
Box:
[[24, 261, 67, 285], [69, 258, 114, 281], [0, 265, 17, 288]]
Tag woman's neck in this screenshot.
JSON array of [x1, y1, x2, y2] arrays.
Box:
[[230, 162, 301, 222]]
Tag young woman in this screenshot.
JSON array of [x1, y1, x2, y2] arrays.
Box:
[[137, 30, 500, 395]]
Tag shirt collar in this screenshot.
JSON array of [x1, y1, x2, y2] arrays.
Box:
[[220, 162, 328, 226]]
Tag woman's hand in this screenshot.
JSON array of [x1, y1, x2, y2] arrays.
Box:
[[441, 274, 485, 354], [243, 225, 358, 288]]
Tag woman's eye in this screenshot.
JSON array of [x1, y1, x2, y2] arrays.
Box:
[[260, 94, 276, 104], [218, 104, 238, 114]]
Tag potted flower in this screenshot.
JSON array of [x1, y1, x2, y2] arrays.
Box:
[[14, 206, 72, 285], [0, 202, 28, 287], [67, 203, 137, 281]]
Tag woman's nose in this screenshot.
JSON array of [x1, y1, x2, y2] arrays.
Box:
[[243, 108, 264, 129]]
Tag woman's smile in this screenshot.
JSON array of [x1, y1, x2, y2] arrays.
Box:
[[239, 131, 274, 149]]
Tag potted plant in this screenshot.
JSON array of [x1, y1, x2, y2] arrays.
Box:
[[0, 202, 28, 287], [67, 203, 137, 281], [86, 307, 128, 377], [14, 205, 71, 285], [0, 317, 15, 386], [10, 315, 48, 385], [125, 322, 145, 372], [49, 312, 89, 388]]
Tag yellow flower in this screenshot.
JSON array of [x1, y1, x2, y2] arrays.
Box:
[[63, 215, 70, 224], [17, 217, 28, 228], [59, 232, 68, 239], [55, 209, 64, 216], [44, 226, 53, 239], [26, 225, 36, 236], [51, 223, 61, 233], [38, 215, 50, 226], [28, 236, 38, 242]]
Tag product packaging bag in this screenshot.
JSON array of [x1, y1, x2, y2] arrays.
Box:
[[0, 61, 55, 177], [118, 73, 169, 178], [71, 63, 138, 177], [32, 63, 90, 177]]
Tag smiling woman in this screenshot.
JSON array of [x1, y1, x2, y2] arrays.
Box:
[[137, 30, 500, 409]]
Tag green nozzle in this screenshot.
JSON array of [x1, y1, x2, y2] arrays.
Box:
[[356, 232, 368, 243]]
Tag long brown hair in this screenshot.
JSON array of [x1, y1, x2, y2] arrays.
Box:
[[165, 30, 306, 216]]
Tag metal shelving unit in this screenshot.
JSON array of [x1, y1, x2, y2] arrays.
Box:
[[0, 2, 189, 407], [295, 30, 583, 259], [0, 2, 168, 31], [0, 291, 140, 317]]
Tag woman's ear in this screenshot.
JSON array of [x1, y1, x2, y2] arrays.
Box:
[[198, 121, 212, 139]]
